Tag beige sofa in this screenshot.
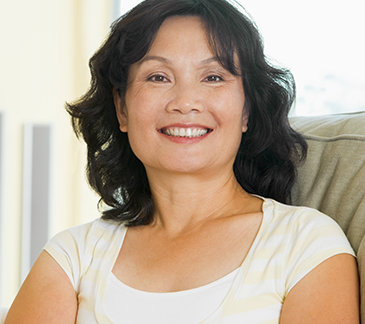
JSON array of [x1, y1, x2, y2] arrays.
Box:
[[291, 111, 365, 321], [1, 112, 364, 323]]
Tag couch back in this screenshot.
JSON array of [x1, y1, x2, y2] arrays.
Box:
[[290, 111, 365, 321]]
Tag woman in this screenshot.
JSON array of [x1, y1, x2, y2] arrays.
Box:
[[5, 0, 359, 323]]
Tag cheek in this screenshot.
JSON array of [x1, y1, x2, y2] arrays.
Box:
[[226, 90, 246, 131], [126, 128, 152, 166], [209, 92, 245, 127], [123, 109, 159, 164]]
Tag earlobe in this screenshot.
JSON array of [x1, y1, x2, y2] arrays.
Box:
[[113, 88, 128, 133], [242, 111, 249, 133]]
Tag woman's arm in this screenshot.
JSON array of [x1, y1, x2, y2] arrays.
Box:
[[4, 251, 78, 324], [280, 253, 360, 323]]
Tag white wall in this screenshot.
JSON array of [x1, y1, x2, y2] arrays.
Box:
[[0, 0, 114, 307]]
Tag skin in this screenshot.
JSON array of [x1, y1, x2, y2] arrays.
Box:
[[5, 16, 359, 323]]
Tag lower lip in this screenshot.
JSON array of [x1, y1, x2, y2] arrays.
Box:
[[159, 131, 210, 143]]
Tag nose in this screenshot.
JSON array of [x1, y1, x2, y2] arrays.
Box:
[[166, 81, 205, 114]]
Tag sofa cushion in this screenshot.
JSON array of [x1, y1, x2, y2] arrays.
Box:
[[290, 111, 365, 321], [290, 111, 365, 252]]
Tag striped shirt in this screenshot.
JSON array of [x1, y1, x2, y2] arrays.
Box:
[[44, 198, 354, 323]]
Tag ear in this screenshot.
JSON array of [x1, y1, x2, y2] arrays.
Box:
[[113, 87, 128, 133], [242, 107, 249, 133]]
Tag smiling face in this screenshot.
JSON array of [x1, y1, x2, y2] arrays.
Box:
[[114, 16, 248, 176]]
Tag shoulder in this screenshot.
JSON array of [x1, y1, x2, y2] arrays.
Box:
[[263, 198, 345, 235], [44, 218, 126, 289], [260, 198, 355, 293], [45, 218, 127, 264], [260, 197, 354, 269], [47, 218, 125, 247]]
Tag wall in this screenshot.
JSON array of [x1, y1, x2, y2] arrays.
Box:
[[0, 0, 114, 307]]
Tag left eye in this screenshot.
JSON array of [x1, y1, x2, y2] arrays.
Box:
[[205, 75, 223, 82]]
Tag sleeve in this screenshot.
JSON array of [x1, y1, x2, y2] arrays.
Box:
[[283, 208, 355, 295], [43, 221, 95, 292]]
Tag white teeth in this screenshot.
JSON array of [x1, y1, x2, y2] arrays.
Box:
[[179, 128, 186, 137], [163, 128, 209, 138]]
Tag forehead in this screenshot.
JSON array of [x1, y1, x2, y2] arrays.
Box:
[[128, 14, 241, 79], [145, 16, 213, 57]]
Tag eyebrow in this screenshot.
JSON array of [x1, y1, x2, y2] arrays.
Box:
[[137, 55, 220, 66], [138, 55, 171, 65], [200, 57, 220, 65]]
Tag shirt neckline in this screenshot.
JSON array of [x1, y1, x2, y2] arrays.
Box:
[[109, 267, 240, 296], [95, 197, 272, 324]]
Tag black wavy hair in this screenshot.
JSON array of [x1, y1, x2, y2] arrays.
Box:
[[66, 0, 307, 226]]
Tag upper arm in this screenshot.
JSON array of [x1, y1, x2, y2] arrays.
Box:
[[5, 251, 78, 324], [280, 253, 360, 324]]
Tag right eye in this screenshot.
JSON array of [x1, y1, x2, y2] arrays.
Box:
[[147, 74, 169, 83]]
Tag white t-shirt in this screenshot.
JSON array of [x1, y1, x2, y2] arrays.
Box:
[[44, 198, 355, 323]]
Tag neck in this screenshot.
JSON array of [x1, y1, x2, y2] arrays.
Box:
[[145, 167, 251, 235]]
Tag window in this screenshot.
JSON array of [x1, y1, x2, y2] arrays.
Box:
[[240, 0, 365, 116], [118, 0, 365, 116]]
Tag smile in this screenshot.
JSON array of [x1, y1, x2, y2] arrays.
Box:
[[160, 127, 211, 138]]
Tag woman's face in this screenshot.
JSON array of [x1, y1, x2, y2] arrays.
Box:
[[114, 16, 248, 176]]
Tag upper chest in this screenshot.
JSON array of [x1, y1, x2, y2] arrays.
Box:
[[112, 212, 263, 292]]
